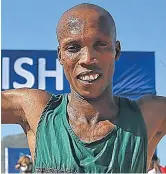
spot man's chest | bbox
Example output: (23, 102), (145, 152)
(69, 119), (116, 143)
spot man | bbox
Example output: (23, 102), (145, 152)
(148, 154), (162, 173)
(15, 155), (33, 173)
(2, 3), (166, 173)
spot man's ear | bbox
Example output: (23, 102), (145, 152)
(115, 41), (121, 60)
(58, 46), (63, 65)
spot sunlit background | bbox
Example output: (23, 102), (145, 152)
(1, 0), (166, 169)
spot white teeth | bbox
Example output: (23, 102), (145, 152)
(90, 75), (94, 80)
(79, 73), (100, 81)
(85, 76), (89, 80)
(95, 74), (99, 79)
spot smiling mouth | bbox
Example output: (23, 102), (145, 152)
(77, 72), (101, 83)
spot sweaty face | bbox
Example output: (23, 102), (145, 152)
(58, 11), (120, 99)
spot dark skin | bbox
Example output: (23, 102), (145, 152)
(1, 3), (166, 168)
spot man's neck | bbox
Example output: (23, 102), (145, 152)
(67, 87), (119, 125)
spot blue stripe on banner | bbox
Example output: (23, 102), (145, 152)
(1, 50), (156, 99)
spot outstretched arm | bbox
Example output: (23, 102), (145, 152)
(137, 95), (166, 165)
(2, 88), (51, 125)
(2, 89), (26, 124)
(138, 95), (166, 138)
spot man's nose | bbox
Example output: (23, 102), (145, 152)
(78, 47), (97, 65)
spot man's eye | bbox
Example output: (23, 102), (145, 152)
(67, 45), (81, 53)
(94, 42), (108, 47)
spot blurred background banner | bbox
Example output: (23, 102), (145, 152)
(1, 50), (156, 99)
(5, 147), (30, 173)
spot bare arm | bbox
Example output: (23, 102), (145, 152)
(138, 95), (166, 139)
(137, 95), (166, 165)
(2, 88), (52, 126)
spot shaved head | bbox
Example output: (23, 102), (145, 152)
(56, 3), (116, 44)
(56, 3), (121, 99)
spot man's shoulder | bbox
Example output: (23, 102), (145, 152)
(136, 94), (166, 108)
(12, 87), (52, 99)
(135, 95), (166, 139)
(3, 88), (53, 107)
(135, 94), (165, 118)
(11, 88), (69, 105)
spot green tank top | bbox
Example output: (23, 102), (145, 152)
(33, 94), (147, 173)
